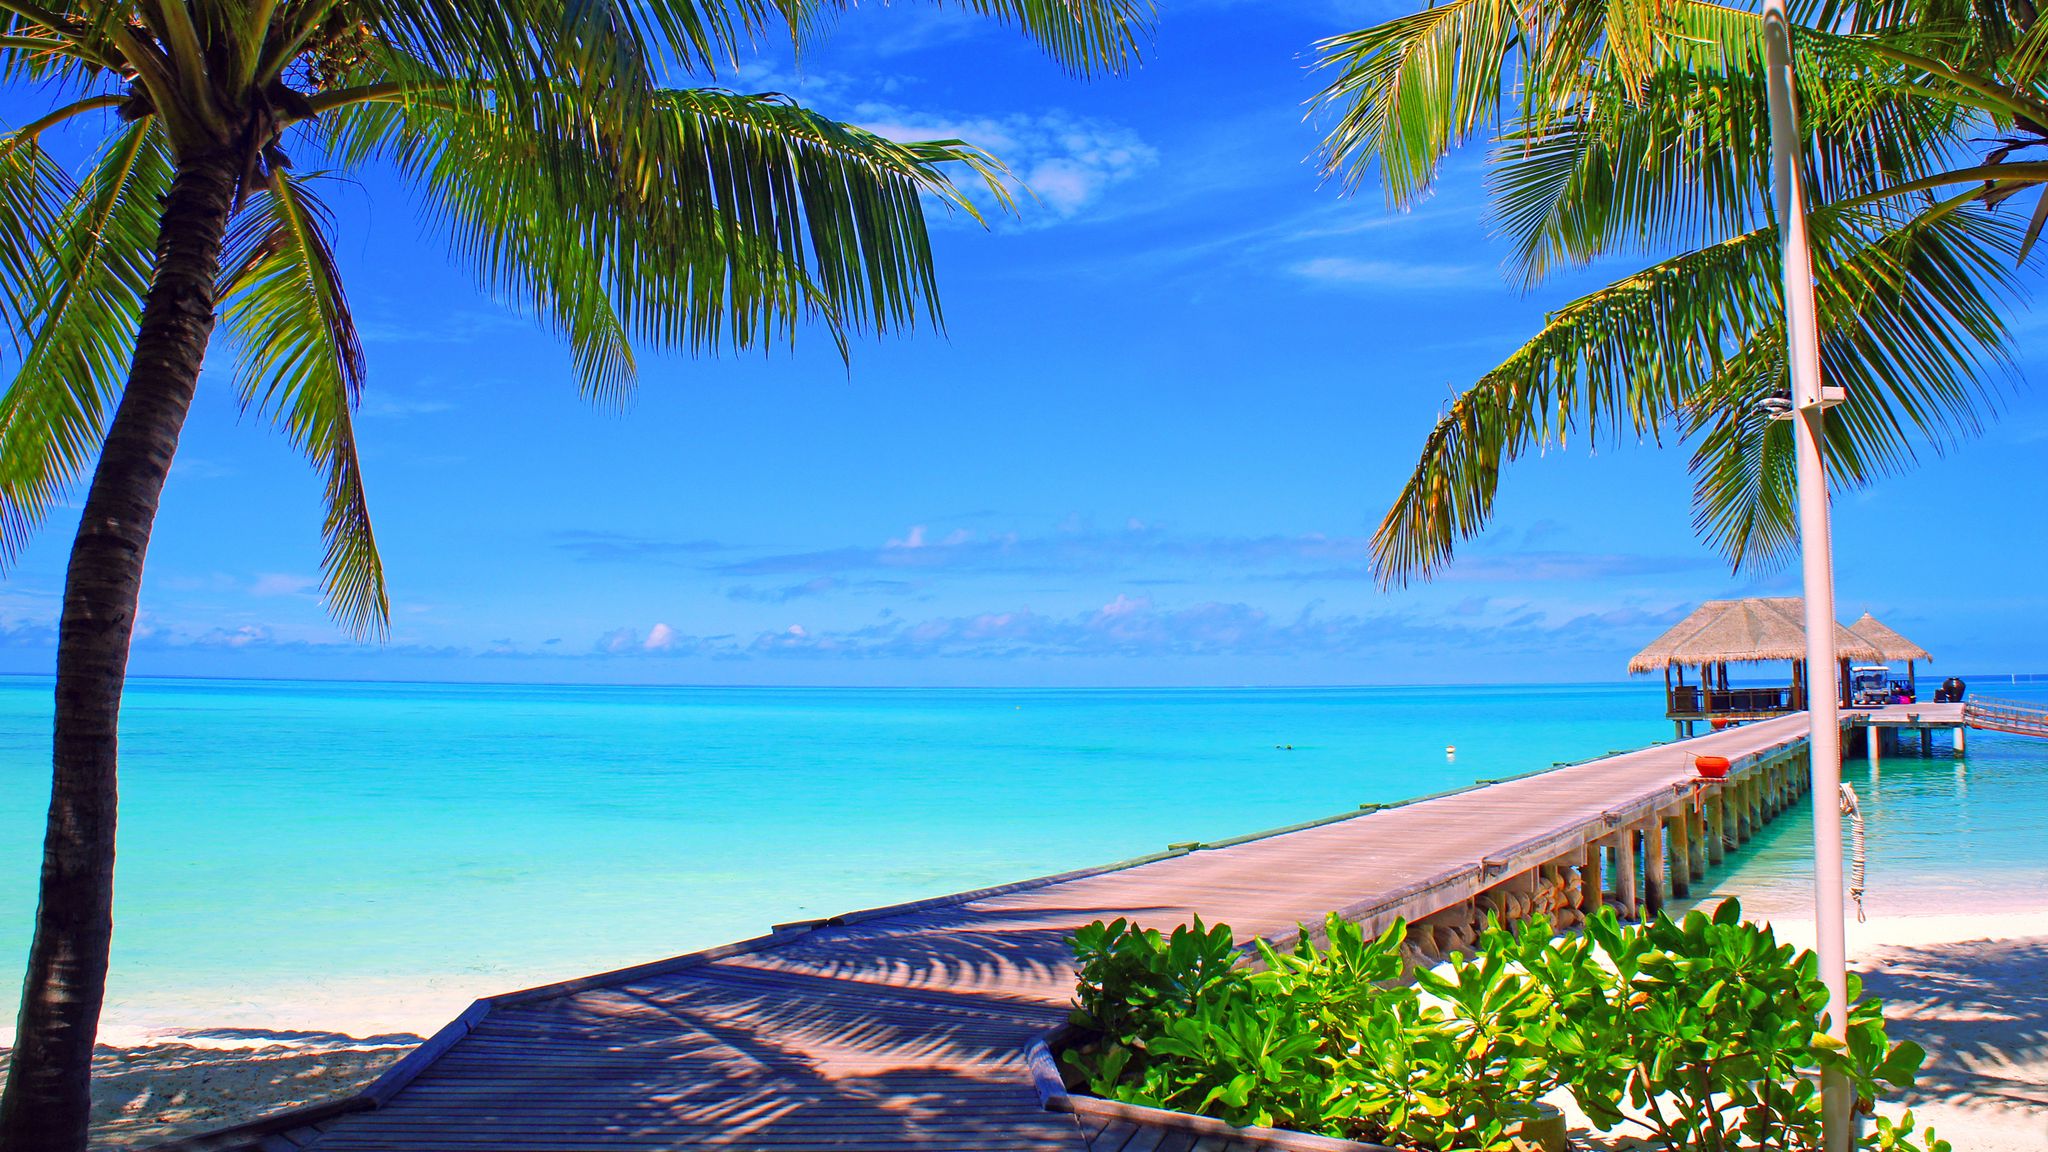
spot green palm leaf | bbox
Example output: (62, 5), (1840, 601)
(326, 77), (1009, 394)
(1370, 198), (2016, 585)
(0, 116), (169, 567)
(817, 1), (1152, 77)
(218, 169), (389, 638)
(0, 126), (69, 339)
(1492, 34), (1970, 285)
(1320, 0), (2036, 587)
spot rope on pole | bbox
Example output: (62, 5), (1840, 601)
(1840, 782), (1867, 923)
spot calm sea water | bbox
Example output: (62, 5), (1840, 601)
(1, 676), (2043, 1041)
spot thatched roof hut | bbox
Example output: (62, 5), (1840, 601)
(1628, 598), (1880, 674)
(1847, 612), (1933, 663)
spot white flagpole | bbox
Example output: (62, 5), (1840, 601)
(1761, 4), (1852, 1149)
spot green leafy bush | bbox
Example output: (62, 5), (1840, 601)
(1063, 899), (1950, 1152)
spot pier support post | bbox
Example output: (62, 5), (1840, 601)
(1954, 726), (1966, 755)
(1707, 789), (1727, 865)
(1688, 805), (1709, 882)
(1580, 842), (1602, 915)
(1867, 724), (1880, 770)
(1613, 832), (1638, 920)
(1644, 819), (1667, 915)
(1667, 810), (1691, 898)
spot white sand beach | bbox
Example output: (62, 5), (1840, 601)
(1780, 910), (2048, 1152)
(0, 1040), (411, 1149)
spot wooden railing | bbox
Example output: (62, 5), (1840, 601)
(1963, 696), (2048, 738)
(1667, 686), (1804, 717)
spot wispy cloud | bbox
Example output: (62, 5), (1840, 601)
(171, 456), (235, 480)
(553, 530), (727, 565)
(853, 105), (1158, 220)
(575, 594), (1700, 663)
(1268, 550), (1720, 585)
(714, 523), (1366, 579)
(355, 306), (523, 346)
(1289, 256), (1488, 289)
(249, 573), (320, 598)
(361, 395), (455, 419)
(725, 576), (916, 603)
(554, 521), (1715, 593)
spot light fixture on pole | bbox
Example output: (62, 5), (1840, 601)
(1760, 3), (1853, 1150)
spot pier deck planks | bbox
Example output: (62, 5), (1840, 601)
(197, 714), (1829, 1152)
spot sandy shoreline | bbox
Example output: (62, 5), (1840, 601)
(0, 1040), (414, 1149)
(23, 903), (2048, 1148)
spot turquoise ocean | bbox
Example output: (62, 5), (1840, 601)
(3, 676), (2045, 1043)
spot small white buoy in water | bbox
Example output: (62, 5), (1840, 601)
(1445, 744), (1456, 759)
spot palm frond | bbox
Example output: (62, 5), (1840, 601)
(1313, 0), (1529, 206)
(0, 4), (132, 86)
(0, 116), (169, 568)
(1370, 197), (2017, 585)
(0, 122), (70, 341)
(218, 169), (389, 638)
(805, 0), (1151, 77)
(326, 77), (1010, 388)
(1492, 29), (1971, 284)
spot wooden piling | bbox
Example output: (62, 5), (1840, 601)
(1687, 805), (1708, 882)
(1706, 788), (1727, 865)
(1644, 820), (1667, 915)
(1580, 842), (1602, 915)
(1667, 809), (1691, 898)
(1613, 831), (1638, 920)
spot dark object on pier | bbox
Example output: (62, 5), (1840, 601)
(1935, 677), (1967, 703)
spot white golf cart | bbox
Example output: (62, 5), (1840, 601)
(1850, 664), (1913, 707)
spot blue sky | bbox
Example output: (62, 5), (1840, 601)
(1, 2), (2043, 687)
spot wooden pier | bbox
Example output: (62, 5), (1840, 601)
(173, 711), (1925, 1152)
(1962, 696), (2048, 740)
(1852, 701), (1969, 761)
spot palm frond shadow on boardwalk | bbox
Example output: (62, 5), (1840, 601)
(305, 903), (1170, 1150)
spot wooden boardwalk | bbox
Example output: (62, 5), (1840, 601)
(178, 714), (1827, 1152)
(1964, 696), (2048, 739)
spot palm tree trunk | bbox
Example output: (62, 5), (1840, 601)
(0, 150), (242, 1152)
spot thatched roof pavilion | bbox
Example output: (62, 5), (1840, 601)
(1847, 611), (1933, 663)
(1629, 598), (1879, 674)
(1632, 598), (1935, 732)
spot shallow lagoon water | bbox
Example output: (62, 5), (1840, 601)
(1689, 683), (2048, 918)
(0, 676), (2041, 1040)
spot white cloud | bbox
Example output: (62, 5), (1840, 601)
(853, 105), (1157, 220)
(643, 622), (676, 652)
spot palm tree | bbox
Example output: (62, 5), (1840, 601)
(1312, 0), (2046, 585)
(0, 3), (1148, 1148)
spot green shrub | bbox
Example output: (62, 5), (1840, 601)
(1063, 899), (1950, 1152)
